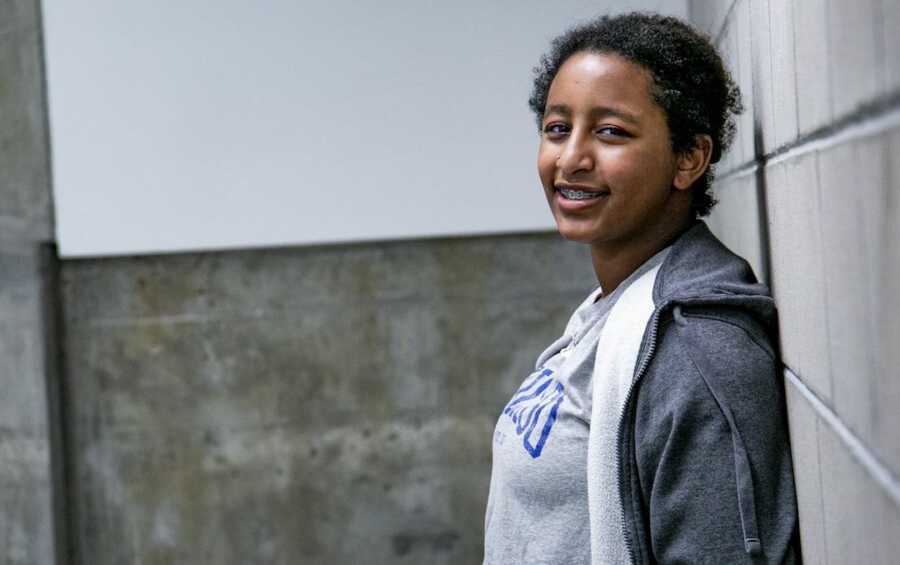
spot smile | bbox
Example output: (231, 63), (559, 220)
(557, 187), (606, 200)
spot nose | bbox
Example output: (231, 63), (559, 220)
(556, 131), (594, 176)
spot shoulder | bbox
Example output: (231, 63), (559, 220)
(634, 304), (784, 448)
(643, 304), (777, 398)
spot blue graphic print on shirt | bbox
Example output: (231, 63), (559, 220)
(502, 368), (565, 458)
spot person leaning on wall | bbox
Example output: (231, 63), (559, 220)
(482, 12), (801, 565)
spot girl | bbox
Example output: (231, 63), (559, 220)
(484, 13), (799, 565)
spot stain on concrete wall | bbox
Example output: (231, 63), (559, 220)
(61, 235), (595, 564)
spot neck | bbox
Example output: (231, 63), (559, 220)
(591, 215), (693, 294)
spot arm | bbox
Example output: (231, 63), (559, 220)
(628, 310), (799, 564)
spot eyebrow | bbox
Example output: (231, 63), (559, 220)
(543, 104), (639, 125)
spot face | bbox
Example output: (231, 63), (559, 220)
(538, 52), (688, 250)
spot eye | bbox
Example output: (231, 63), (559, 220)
(597, 125), (630, 138)
(542, 122), (570, 139)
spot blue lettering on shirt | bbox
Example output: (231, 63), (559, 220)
(502, 368), (565, 458)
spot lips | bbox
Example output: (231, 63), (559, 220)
(555, 184), (608, 201)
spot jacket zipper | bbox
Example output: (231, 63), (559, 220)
(614, 304), (665, 565)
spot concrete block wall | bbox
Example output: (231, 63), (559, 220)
(59, 236), (595, 564)
(0, 0), (61, 563)
(693, 0), (900, 562)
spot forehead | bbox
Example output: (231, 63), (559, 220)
(545, 52), (657, 117)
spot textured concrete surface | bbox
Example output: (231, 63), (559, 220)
(765, 154), (832, 402)
(793, 0), (832, 135)
(818, 415), (900, 565)
(884, 0), (900, 92)
(712, 10), (740, 176)
(731, 0), (755, 170)
(60, 234), (595, 565)
(691, 0), (900, 562)
(706, 172), (765, 283)
(691, 0), (756, 177)
(686, 0), (735, 39)
(881, 127), (900, 473)
(0, 0), (53, 240)
(827, 0), (882, 119)
(817, 135), (885, 450)
(787, 370), (900, 565)
(749, 0), (776, 154)
(0, 248), (56, 565)
(784, 376), (826, 565)
(768, 0), (798, 149)
(0, 0), (59, 563)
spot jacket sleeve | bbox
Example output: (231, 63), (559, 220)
(625, 308), (799, 565)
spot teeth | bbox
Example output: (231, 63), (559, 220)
(559, 188), (603, 200)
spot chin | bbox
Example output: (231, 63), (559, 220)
(555, 224), (601, 244)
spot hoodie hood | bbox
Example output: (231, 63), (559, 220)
(652, 221), (775, 325)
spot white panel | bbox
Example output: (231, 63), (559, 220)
(784, 375), (827, 565)
(706, 173), (764, 283)
(794, 0), (831, 135)
(749, 0), (775, 155)
(827, 0), (882, 119)
(765, 155), (833, 402)
(769, 0), (798, 148)
(43, 0), (687, 257)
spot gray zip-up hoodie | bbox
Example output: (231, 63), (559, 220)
(591, 222), (800, 564)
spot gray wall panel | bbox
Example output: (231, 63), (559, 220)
(691, 0), (900, 560)
(0, 0), (59, 563)
(60, 235), (595, 564)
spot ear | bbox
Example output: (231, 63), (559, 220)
(673, 134), (713, 191)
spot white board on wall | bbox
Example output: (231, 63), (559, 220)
(43, 0), (686, 257)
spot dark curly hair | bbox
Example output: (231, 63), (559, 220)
(529, 12), (742, 217)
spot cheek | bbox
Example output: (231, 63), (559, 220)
(536, 148), (557, 187)
(604, 146), (673, 191)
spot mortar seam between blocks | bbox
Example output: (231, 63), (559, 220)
(768, 96), (900, 166)
(712, 0), (740, 47)
(715, 91), (900, 186)
(785, 368), (900, 510)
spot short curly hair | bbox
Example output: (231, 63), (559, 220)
(529, 12), (742, 217)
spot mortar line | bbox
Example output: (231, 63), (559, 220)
(714, 161), (758, 185)
(766, 93), (900, 166)
(785, 368), (900, 510)
(716, 93), (900, 185)
(712, 0), (740, 46)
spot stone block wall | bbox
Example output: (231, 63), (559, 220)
(692, 0), (900, 562)
(0, 0), (61, 563)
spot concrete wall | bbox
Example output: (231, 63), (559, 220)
(0, 0), (61, 563)
(59, 236), (595, 564)
(692, 0), (900, 562)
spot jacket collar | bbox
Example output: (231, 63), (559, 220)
(652, 221), (775, 324)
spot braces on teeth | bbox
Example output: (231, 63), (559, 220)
(560, 189), (602, 200)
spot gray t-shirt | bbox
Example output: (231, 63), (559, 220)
(483, 250), (669, 565)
